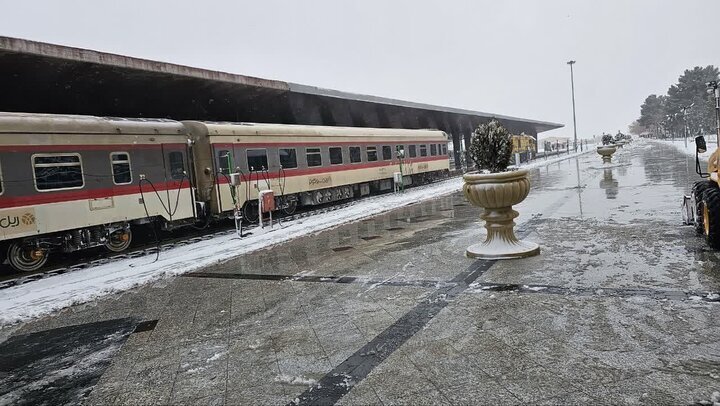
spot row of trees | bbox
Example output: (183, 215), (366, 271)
(629, 65), (719, 138)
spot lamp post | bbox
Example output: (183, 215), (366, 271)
(709, 81), (720, 150)
(567, 60), (578, 152)
(681, 103), (694, 149)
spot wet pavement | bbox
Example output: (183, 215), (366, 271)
(2, 141), (720, 405)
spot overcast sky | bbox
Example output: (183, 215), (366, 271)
(1, 0), (719, 138)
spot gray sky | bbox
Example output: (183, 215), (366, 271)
(1, 0), (718, 138)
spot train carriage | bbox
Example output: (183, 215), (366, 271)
(184, 121), (450, 221)
(0, 112), (450, 272)
(0, 112), (195, 271)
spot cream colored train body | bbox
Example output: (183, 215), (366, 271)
(184, 121), (450, 220)
(0, 112), (449, 271)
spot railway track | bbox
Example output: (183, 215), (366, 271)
(0, 198), (363, 291)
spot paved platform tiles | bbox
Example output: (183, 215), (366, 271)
(2, 143), (720, 405)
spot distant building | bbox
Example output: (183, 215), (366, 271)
(541, 137), (570, 152)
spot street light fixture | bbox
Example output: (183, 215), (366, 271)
(567, 60), (578, 152)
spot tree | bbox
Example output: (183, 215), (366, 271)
(638, 94), (667, 138)
(666, 66), (719, 135)
(628, 120), (648, 136)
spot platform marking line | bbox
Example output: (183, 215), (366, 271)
(288, 215), (544, 406)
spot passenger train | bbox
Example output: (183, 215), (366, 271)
(0, 112), (450, 271)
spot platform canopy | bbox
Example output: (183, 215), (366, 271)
(0, 36), (562, 168)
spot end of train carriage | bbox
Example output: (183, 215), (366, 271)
(0, 112), (195, 271)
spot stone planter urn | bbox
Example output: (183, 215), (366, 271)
(597, 145), (617, 163)
(463, 169), (540, 259)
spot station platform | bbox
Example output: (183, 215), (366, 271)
(1, 142), (720, 405)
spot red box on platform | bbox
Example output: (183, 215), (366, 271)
(260, 190), (275, 213)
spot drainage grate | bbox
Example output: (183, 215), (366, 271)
(133, 320), (158, 333)
(186, 272), (287, 281)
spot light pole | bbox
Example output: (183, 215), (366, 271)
(567, 60), (578, 152)
(681, 103), (694, 149)
(708, 81), (720, 169)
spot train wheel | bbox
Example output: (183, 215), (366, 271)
(243, 202), (259, 223)
(282, 198), (298, 216)
(105, 229), (133, 252)
(7, 242), (48, 272)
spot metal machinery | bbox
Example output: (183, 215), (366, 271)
(683, 81), (720, 248)
(0, 112), (450, 271)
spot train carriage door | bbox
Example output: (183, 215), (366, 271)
(160, 144), (192, 221)
(214, 146), (236, 214)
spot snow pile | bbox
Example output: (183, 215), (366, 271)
(0, 149), (591, 326)
(274, 374), (317, 386)
(652, 138), (713, 160)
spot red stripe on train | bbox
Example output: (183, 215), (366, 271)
(0, 156), (448, 209)
(216, 156), (449, 183)
(212, 140), (446, 148)
(0, 180), (190, 209)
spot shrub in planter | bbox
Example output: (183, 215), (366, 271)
(468, 119), (513, 172)
(462, 119), (539, 259)
(602, 133), (614, 145)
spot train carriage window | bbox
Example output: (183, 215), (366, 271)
(366, 146), (378, 162)
(168, 151), (185, 180)
(329, 147), (343, 165)
(306, 147), (322, 167)
(409, 145), (417, 158)
(349, 146), (361, 163)
(218, 150), (233, 175)
(110, 152), (132, 184)
(382, 145), (392, 160)
(396, 145), (405, 159)
(420, 145), (428, 157)
(442, 144), (448, 155)
(0, 160), (3, 194)
(247, 149), (268, 171)
(279, 148), (297, 169)
(33, 154), (84, 191)
(430, 144), (438, 156)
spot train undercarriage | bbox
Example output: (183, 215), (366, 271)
(3, 222), (132, 272)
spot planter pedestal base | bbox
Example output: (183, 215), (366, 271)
(465, 207), (540, 259)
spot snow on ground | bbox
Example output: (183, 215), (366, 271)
(652, 138), (713, 160)
(0, 150), (593, 326)
(513, 146), (595, 170)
